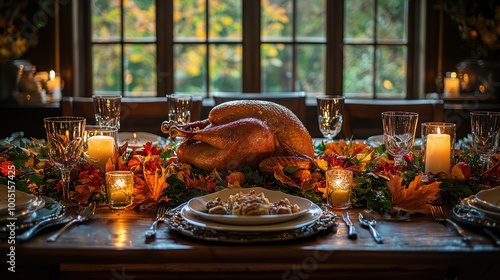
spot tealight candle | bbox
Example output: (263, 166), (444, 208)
(106, 171), (134, 209)
(422, 122), (456, 174)
(87, 135), (115, 170)
(326, 169), (353, 209)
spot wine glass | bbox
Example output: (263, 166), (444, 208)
(93, 95), (121, 129)
(470, 111), (500, 170)
(317, 95), (344, 142)
(166, 94), (192, 141)
(44, 117), (86, 205)
(381, 111), (419, 168)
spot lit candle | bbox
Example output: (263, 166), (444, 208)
(87, 135), (115, 170)
(425, 129), (451, 174)
(326, 169), (353, 209)
(48, 70), (62, 101)
(444, 72), (460, 97)
(106, 171), (134, 209)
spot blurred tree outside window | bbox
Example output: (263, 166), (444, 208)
(89, 0), (411, 98)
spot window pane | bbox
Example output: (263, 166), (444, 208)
(377, 0), (407, 41)
(174, 0), (206, 41)
(210, 44), (242, 92)
(124, 44), (157, 96)
(376, 46), (406, 98)
(261, 43), (292, 92)
(344, 0), (374, 43)
(91, 0), (121, 41)
(343, 45), (374, 98)
(296, 0), (325, 39)
(124, 0), (156, 41)
(209, 0), (242, 41)
(297, 44), (325, 94)
(261, 0), (292, 41)
(174, 44), (207, 92)
(93, 44), (121, 94)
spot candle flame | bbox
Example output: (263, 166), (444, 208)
(437, 127), (441, 135)
(450, 72), (457, 79)
(49, 70), (55, 80)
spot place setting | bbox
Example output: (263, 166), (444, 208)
(0, 184), (66, 240)
(164, 187), (338, 243)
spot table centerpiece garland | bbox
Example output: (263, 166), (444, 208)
(1, 138), (499, 214)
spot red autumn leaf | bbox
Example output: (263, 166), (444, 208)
(388, 173), (441, 214)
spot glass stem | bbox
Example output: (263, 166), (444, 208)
(393, 155), (404, 169)
(480, 155), (491, 172)
(61, 168), (72, 202)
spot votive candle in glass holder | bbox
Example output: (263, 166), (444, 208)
(326, 169), (353, 209)
(421, 122), (456, 174)
(85, 125), (117, 170)
(105, 171), (134, 209)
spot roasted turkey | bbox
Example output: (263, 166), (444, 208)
(162, 100), (314, 173)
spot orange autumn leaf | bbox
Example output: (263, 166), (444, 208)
(388, 173), (441, 214)
(273, 164), (299, 188)
(324, 139), (373, 157)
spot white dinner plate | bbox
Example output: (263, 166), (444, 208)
(462, 196), (500, 221)
(0, 184), (39, 216)
(474, 186), (500, 213)
(118, 132), (160, 148)
(187, 187), (313, 225)
(180, 203), (322, 232)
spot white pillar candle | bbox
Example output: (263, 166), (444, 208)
(87, 135), (115, 170)
(425, 133), (451, 174)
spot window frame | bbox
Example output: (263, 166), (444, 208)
(80, 0), (420, 99)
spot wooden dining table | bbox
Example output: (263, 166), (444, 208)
(4, 205), (500, 280)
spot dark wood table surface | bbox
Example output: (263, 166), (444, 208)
(3, 206), (500, 280)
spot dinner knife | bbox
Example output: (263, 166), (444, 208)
(342, 212), (357, 239)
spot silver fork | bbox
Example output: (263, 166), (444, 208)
(145, 206), (167, 239)
(430, 205), (472, 243)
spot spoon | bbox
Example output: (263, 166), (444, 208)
(47, 202), (96, 242)
(358, 210), (384, 244)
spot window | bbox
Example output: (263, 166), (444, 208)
(91, 0), (157, 96)
(343, 0), (409, 98)
(87, 0), (415, 98)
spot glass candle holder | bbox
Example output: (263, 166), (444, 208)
(421, 122), (456, 174)
(105, 171), (134, 209)
(326, 169), (353, 209)
(85, 125), (118, 170)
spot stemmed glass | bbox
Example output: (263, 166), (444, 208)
(470, 111), (500, 170)
(44, 117), (86, 206)
(316, 95), (344, 142)
(93, 95), (121, 129)
(381, 111), (419, 168)
(167, 94), (192, 126)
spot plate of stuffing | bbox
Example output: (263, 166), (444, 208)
(186, 187), (320, 225)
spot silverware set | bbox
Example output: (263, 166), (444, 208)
(341, 210), (383, 243)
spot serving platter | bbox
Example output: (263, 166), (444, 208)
(187, 187), (314, 225)
(167, 206), (338, 243)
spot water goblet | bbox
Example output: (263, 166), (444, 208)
(93, 95), (121, 129)
(44, 117), (86, 206)
(317, 95), (344, 142)
(381, 111), (419, 168)
(470, 111), (500, 170)
(167, 94), (193, 126)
